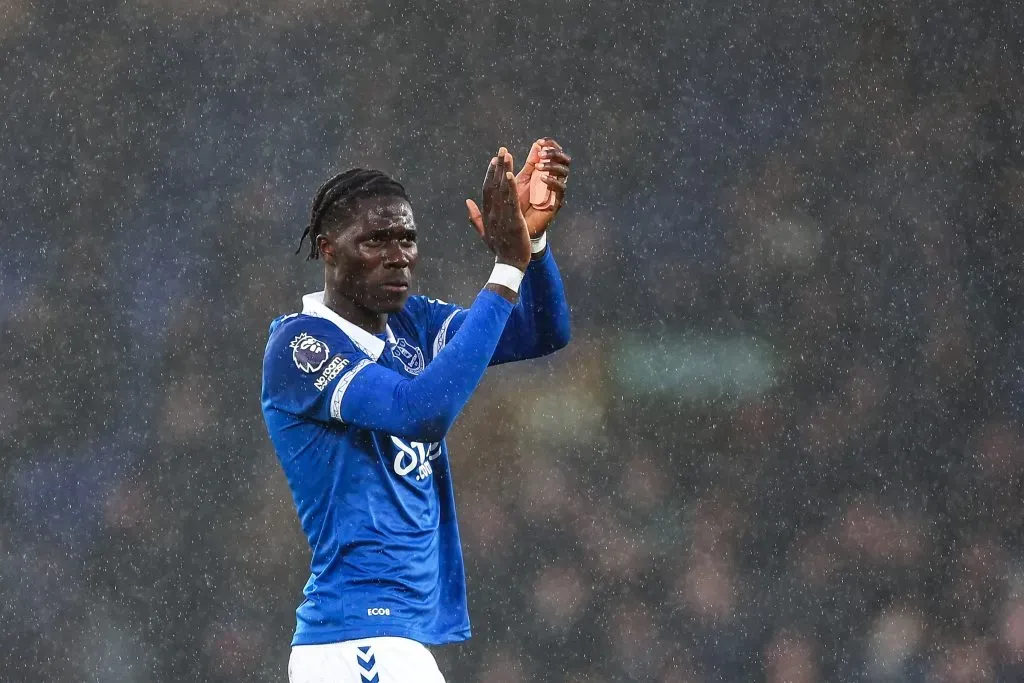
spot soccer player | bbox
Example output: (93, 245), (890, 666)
(261, 140), (572, 682)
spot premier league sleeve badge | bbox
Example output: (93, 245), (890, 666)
(290, 333), (331, 373)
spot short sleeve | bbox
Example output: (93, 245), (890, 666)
(261, 318), (374, 424)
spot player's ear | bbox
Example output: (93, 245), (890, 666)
(317, 234), (335, 262)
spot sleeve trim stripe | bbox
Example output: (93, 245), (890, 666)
(330, 359), (373, 421)
(433, 310), (460, 358)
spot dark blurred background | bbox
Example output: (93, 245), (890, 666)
(3, 1), (1024, 681)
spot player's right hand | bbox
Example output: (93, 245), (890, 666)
(466, 147), (531, 271)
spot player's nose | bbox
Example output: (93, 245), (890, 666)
(383, 244), (411, 268)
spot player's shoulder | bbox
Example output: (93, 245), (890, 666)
(401, 295), (461, 322)
(268, 312), (348, 344)
(388, 295), (458, 339)
(265, 313), (359, 367)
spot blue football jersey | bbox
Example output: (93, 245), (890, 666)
(261, 291), (469, 646)
(261, 250), (571, 649)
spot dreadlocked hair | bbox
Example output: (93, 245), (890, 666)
(297, 168), (410, 260)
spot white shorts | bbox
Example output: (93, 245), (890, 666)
(288, 636), (446, 683)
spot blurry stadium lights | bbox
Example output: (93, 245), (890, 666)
(612, 333), (780, 400)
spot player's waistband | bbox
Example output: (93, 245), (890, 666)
(290, 637), (445, 682)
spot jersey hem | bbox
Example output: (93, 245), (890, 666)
(292, 626), (471, 648)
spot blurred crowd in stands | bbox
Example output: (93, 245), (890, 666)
(3, 1), (1024, 681)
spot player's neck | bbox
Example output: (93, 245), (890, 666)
(323, 290), (388, 335)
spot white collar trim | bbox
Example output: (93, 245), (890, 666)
(301, 291), (395, 361)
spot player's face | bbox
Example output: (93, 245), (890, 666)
(329, 196), (419, 314)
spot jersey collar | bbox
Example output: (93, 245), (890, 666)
(301, 291), (396, 361)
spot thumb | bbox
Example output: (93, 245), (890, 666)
(465, 199), (485, 238)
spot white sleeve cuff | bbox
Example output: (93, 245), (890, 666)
(530, 232), (548, 254)
(487, 263), (525, 293)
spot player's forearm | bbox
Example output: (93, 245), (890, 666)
(341, 290), (514, 441)
(491, 248), (571, 363)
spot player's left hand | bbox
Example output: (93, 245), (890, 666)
(467, 138), (571, 239)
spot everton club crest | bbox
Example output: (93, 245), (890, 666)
(393, 338), (425, 375)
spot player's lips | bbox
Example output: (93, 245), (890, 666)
(381, 281), (409, 292)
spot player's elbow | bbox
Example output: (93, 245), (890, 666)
(551, 317), (571, 351)
(393, 383), (464, 442)
(538, 317), (571, 356)
(400, 413), (456, 443)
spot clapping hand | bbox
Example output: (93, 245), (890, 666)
(467, 138), (571, 240)
(468, 147), (531, 272)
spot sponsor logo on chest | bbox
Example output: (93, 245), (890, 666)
(390, 436), (441, 481)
